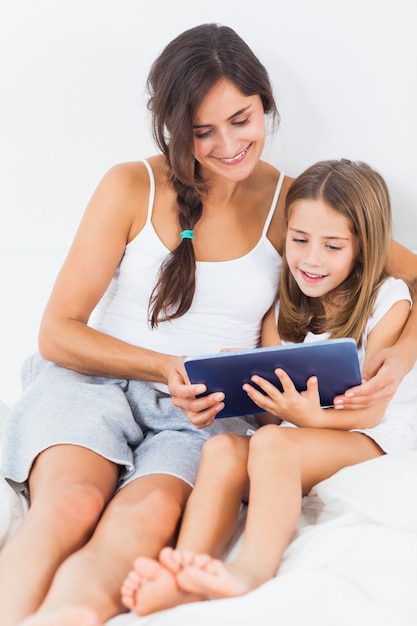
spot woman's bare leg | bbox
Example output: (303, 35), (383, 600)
(35, 473), (191, 623)
(18, 606), (102, 626)
(0, 445), (118, 626)
(121, 434), (250, 615)
(177, 425), (383, 598)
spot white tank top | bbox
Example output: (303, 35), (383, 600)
(90, 160), (283, 360)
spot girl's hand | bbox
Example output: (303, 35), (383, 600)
(242, 368), (323, 427)
(167, 356), (225, 429)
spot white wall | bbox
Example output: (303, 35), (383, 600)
(1, 0), (416, 405)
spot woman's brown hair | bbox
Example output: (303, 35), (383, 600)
(278, 159), (392, 346)
(146, 23), (279, 326)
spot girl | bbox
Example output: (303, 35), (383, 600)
(121, 159), (417, 615)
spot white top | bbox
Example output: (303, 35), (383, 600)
(90, 160), (284, 376)
(281, 277), (417, 453)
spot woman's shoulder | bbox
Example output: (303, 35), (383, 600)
(259, 160), (294, 183)
(258, 161), (294, 254)
(102, 155), (169, 188)
(88, 157), (172, 243)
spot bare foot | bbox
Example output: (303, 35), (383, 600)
(121, 555), (205, 616)
(177, 553), (253, 599)
(160, 546), (213, 571)
(18, 606), (101, 626)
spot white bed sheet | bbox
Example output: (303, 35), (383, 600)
(1, 399), (417, 626)
(106, 450), (417, 626)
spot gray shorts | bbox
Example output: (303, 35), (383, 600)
(1, 354), (257, 497)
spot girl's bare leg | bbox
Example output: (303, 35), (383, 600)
(121, 434), (250, 615)
(177, 434), (250, 554)
(177, 425), (383, 599)
(0, 445), (118, 626)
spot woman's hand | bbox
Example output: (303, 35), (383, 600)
(243, 368), (324, 427)
(167, 356), (225, 429)
(333, 344), (410, 410)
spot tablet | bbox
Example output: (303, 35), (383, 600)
(184, 338), (361, 418)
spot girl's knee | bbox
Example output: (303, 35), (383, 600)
(250, 424), (298, 455)
(203, 433), (247, 458)
(248, 426), (302, 478)
(198, 434), (249, 484)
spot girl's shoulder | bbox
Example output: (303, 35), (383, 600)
(367, 277), (412, 333)
(375, 276), (412, 305)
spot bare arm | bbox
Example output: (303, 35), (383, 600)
(260, 305), (281, 347)
(244, 371), (388, 430)
(38, 162), (176, 385)
(335, 240), (417, 409)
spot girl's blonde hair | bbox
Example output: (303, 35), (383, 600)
(278, 159), (392, 346)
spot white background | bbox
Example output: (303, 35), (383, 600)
(1, 0), (416, 405)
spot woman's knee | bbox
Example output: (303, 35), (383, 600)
(140, 487), (184, 523)
(102, 484), (185, 549)
(30, 480), (109, 537)
(112, 479), (185, 523)
(28, 445), (118, 523)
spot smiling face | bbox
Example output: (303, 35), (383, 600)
(285, 198), (360, 301)
(192, 79), (266, 182)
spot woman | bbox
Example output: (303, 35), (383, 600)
(1, 24), (417, 626)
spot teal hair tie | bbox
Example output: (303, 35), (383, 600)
(180, 229), (194, 240)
